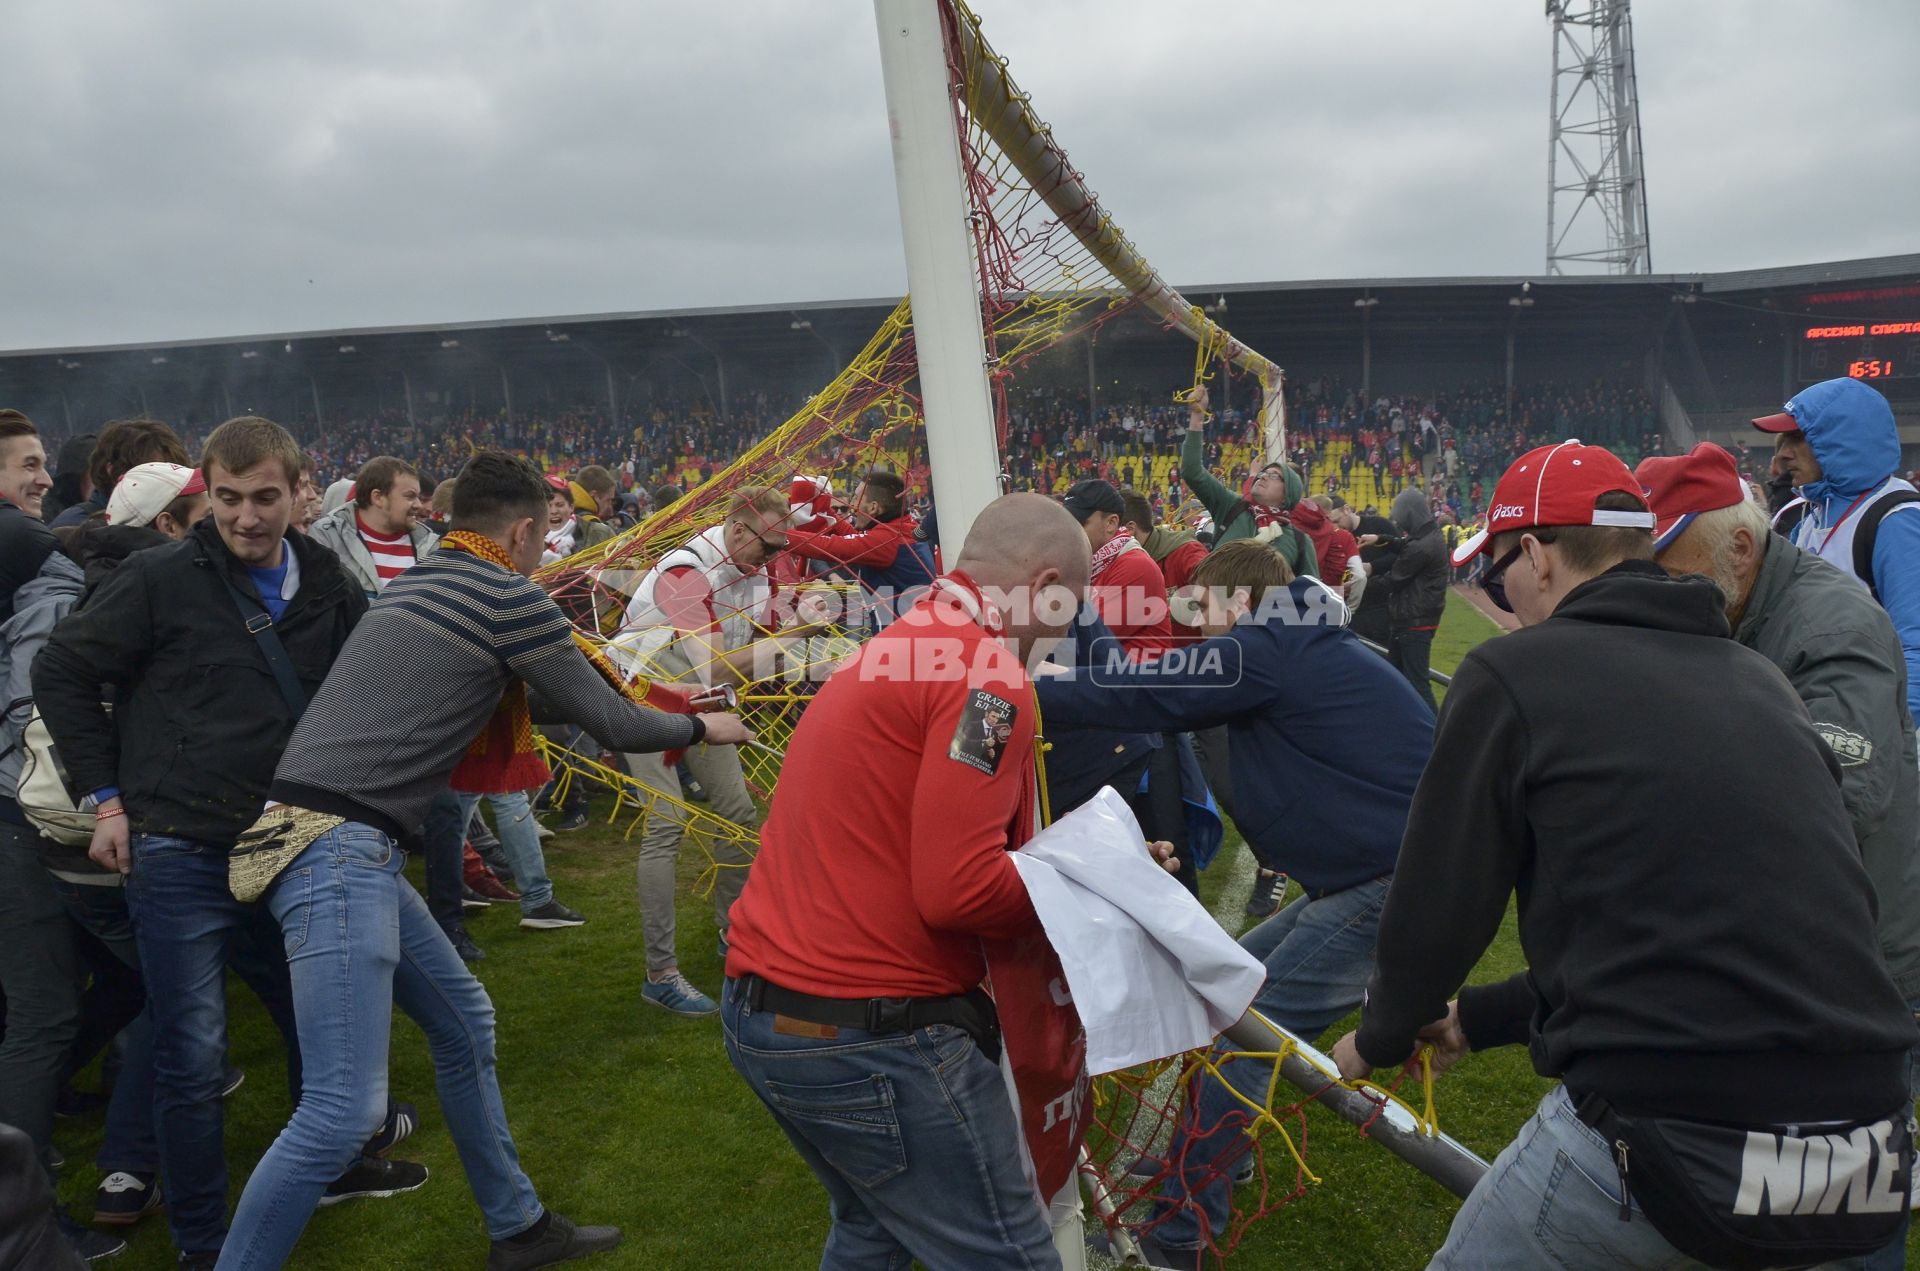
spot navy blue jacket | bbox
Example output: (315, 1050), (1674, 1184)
(1037, 578), (1434, 894)
(1040, 608), (1160, 815)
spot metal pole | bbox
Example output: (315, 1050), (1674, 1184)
(402, 369), (416, 427)
(1361, 305), (1372, 397)
(1505, 319), (1517, 412)
(1087, 331), (1097, 426)
(309, 377), (323, 430)
(1355, 634), (1452, 687)
(1546, 4), (1563, 275)
(874, 0), (1007, 552)
(1220, 1009), (1488, 1200)
(1780, 318), (1795, 402)
(501, 365), (514, 421)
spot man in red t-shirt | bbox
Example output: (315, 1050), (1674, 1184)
(722, 494), (1089, 1270)
(1060, 479), (1172, 657)
(1121, 488), (1207, 645)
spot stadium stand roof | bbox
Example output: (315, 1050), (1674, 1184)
(3, 254), (1915, 435)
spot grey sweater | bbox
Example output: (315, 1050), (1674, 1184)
(270, 546), (700, 837)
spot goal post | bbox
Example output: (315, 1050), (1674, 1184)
(873, 0), (1005, 555)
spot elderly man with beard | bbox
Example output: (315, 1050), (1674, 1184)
(1640, 442), (1920, 1270)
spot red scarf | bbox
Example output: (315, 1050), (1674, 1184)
(1088, 532), (1137, 581)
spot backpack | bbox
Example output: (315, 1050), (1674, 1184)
(1776, 489), (1920, 602)
(11, 700), (96, 846)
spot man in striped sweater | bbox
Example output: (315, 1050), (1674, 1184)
(306, 455), (435, 598)
(220, 451), (753, 1271)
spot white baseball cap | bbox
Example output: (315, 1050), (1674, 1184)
(106, 462), (206, 528)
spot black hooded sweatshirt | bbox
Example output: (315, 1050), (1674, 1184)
(1356, 560), (1916, 1124)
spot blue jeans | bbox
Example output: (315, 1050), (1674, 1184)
(453, 790), (553, 912)
(413, 788), (468, 936)
(45, 875), (158, 1176)
(722, 978), (1059, 1271)
(126, 832), (303, 1258)
(219, 824), (542, 1270)
(1431, 1086), (1707, 1269)
(1153, 876), (1390, 1249)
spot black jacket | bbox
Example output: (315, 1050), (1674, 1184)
(0, 498), (57, 625)
(1347, 512), (1399, 641)
(1377, 488), (1448, 630)
(1355, 561), (1916, 1124)
(33, 520), (367, 846)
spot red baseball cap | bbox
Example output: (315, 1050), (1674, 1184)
(1750, 408), (1800, 434)
(1633, 444), (1750, 553)
(1451, 440), (1655, 566)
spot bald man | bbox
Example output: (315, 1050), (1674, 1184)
(722, 494), (1087, 1270)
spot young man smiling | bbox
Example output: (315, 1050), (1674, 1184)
(307, 454), (435, 597)
(32, 418), (414, 1268)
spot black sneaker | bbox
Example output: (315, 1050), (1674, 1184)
(554, 811), (589, 833)
(220, 1065), (246, 1098)
(519, 900), (586, 930)
(319, 1156), (428, 1206)
(362, 1101), (418, 1158)
(1245, 869), (1288, 919)
(462, 884), (491, 911)
(448, 927), (487, 962)
(57, 1209), (127, 1262)
(178, 1255), (218, 1271)
(682, 775), (709, 803)
(94, 1170), (164, 1225)
(487, 1210), (622, 1271)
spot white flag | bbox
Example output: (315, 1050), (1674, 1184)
(1012, 788), (1265, 1075)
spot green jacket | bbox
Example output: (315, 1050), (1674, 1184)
(576, 516), (617, 551)
(1178, 429), (1316, 577)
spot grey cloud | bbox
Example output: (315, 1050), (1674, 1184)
(2, 0), (1914, 351)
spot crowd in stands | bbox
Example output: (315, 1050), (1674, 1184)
(112, 374), (1664, 545)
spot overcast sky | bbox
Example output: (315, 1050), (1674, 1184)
(5, 0), (1916, 351)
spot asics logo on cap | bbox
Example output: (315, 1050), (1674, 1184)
(1491, 504), (1527, 521)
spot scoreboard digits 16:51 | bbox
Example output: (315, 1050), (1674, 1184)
(1802, 322), (1920, 382)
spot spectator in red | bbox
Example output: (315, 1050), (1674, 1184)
(1291, 495), (1362, 592)
(782, 470), (938, 629)
(1120, 487), (1204, 644)
(1062, 479), (1172, 656)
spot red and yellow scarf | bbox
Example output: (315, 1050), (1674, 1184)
(442, 530), (699, 793)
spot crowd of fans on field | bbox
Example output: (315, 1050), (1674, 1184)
(8, 367), (1918, 1270)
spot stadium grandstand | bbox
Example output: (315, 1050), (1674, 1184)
(4, 252), (1917, 524)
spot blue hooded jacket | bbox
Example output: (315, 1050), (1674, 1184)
(1783, 376), (1920, 721)
(1036, 577), (1434, 894)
